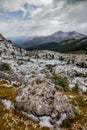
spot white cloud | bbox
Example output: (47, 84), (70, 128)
(31, 1), (66, 20)
(0, 0), (87, 37)
(0, 0), (52, 18)
(0, 0), (52, 12)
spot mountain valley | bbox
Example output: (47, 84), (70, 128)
(21, 31), (87, 54)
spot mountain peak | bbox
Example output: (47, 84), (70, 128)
(53, 30), (85, 36)
(22, 30), (86, 48)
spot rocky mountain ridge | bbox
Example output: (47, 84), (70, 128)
(28, 37), (87, 53)
(22, 31), (86, 48)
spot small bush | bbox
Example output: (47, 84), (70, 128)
(11, 51), (15, 55)
(52, 73), (69, 91)
(72, 83), (79, 93)
(59, 56), (64, 61)
(0, 63), (11, 71)
(76, 62), (87, 68)
(46, 64), (53, 72)
(35, 53), (40, 59)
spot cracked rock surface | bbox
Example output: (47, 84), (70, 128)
(15, 81), (76, 127)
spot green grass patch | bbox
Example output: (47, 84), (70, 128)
(0, 62), (11, 71)
(52, 73), (69, 91)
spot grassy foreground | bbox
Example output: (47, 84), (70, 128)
(0, 80), (49, 130)
(0, 80), (87, 130)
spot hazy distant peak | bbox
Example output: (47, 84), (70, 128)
(22, 30), (86, 48)
(52, 31), (85, 38)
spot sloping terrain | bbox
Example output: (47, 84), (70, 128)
(27, 37), (87, 53)
(22, 31), (85, 49)
(0, 34), (87, 130)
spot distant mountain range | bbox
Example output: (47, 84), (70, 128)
(22, 31), (86, 49)
(0, 31), (87, 54)
(20, 31), (87, 53)
(28, 37), (87, 53)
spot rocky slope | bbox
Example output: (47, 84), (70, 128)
(0, 34), (6, 41)
(0, 34), (87, 130)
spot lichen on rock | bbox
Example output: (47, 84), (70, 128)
(15, 81), (76, 127)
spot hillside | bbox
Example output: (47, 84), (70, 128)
(0, 34), (87, 130)
(27, 37), (87, 53)
(22, 31), (85, 49)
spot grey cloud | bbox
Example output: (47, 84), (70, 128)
(53, 0), (87, 4)
(0, 0), (87, 37)
(67, 0), (87, 4)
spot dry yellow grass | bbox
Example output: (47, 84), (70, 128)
(0, 86), (18, 102)
(62, 92), (87, 130)
(0, 80), (50, 130)
(0, 80), (87, 130)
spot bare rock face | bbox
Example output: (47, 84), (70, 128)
(0, 34), (5, 41)
(15, 81), (76, 127)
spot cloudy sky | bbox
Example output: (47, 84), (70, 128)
(0, 0), (87, 37)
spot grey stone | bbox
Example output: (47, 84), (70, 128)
(15, 82), (76, 126)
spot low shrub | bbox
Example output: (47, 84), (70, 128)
(52, 73), (69, 91)
(72, 83), (80, 93)
(0, 62), (11, 71)
(76, 62), (87, 68)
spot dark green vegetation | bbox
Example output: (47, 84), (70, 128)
(46, 64), (69, 92)
(27, 37), (87, 53)
(52, 73), (69, 92)
(0, 62), (11, 71)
